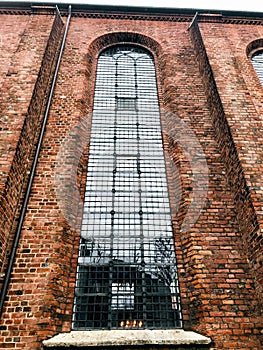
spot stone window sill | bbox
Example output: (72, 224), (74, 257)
(43, 329), (211, 347)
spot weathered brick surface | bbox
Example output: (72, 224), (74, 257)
(0, 12), (64, 273)
(0, 6), (262, 350)
(196, 19), (263, 301)
(0, 10), (64, 348)
(0, 15), (29, 86)
(189, 17), (263, 344)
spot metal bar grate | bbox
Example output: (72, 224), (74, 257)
(73, 45), (182, 330)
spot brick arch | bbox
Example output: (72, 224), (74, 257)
(246, 38), (263, 58)
(87, 31), (163, 58)
(246, 38), (263, 88)
(83, 32), (165, 110)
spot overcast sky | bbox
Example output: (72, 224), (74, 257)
(26, 0), (263, 13)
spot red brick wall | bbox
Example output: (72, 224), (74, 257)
(198, 18), (263, 298)
(188, 17), (262, 348)
(0, 10), (64, 275)
(0, 7), (262, 350)
(0, 9), (64, 348)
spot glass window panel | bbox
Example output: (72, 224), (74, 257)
(73, 45), (182, 330)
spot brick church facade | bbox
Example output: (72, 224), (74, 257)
(0, 2), (262, 349)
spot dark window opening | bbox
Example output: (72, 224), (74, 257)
(73, 45), (182, 330)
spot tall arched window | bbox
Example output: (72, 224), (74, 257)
(73, 45), (182, 330)
(251, 50), (263, 85)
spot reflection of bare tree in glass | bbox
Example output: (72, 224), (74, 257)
(79, 236), (177, 286)
(152, 236), (177, 288)
(79, 238), (140, 265)
(79, 238), (106, 264)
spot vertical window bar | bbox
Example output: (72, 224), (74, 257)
(107, 58), (118, 329)
(73, 45), (182, 330)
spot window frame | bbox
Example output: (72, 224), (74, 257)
(72, 45), (182, 331)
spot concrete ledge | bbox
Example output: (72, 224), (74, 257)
(43, 329), (211, 347)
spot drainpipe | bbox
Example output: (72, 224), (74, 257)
(0, 5), (72, 318)
(188, 11), (198, 30)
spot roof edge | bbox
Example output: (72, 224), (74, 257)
(0, 1), (262, 20)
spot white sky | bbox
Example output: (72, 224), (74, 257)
(26, 0), (263, 13)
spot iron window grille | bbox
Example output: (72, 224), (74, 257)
(251, 50), (263, 85)
(73, 45), (182, 330)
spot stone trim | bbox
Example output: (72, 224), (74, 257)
(43, 330), (211, 348)
(70, 12), (190, 22)
(67, 11), (263, 25)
